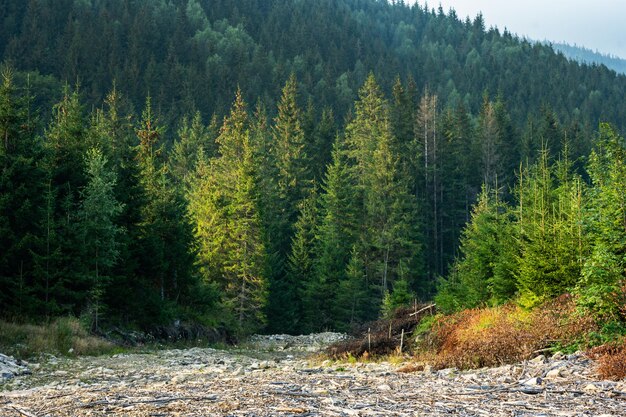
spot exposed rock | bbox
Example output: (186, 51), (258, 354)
(530, 354), (547, 364)
(522, 376), (543, 386)
(583, 383), (602, 393)
(247, 332), (348, 352)
(545, 368), (565, 379)
(0, 354), (30, 382)
(1, 338), (625, 416)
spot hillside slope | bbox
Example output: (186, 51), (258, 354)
(1, 0), (625, 130)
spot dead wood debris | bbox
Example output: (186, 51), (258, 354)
(1, 338), (625, 416)
(327, 304), (436, 359)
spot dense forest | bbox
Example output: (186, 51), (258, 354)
(1, 0), (625, 336)
(553, 42), (626, 75)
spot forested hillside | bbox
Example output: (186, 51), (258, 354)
(553, 42), (626, 75)
(1, 0), (626, 336)
(2, 0), (626, 130)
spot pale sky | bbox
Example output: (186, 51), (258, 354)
(409, 1), (626, 58)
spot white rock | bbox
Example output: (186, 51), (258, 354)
(551, 351), (565, 360)
(545, 368), (564, 379)
(530, 355), (546, 364)
(583, 383), (601, 394)
(437, 368), (457, 378)
(522, 377), (543, 386)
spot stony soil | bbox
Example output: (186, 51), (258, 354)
(1, 334), (625, 416)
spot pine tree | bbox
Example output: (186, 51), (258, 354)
(77, 148), (123, 331)
(135, 96), (196, 323)
(266, 74), (312, 332)
(435, 186), (517, 313)
(188, 90), (268, 333)
(576, 124), (626, 321)
(0, 66), (44, 317)
(344, 74), (422, 320)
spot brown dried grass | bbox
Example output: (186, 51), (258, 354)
(588, 340), (626, 380)
(423, 295), (596, 370)
(0, 317), (116, 359)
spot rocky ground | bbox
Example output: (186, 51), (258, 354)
(1, 333), (625, 416)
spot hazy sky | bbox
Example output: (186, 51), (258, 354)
(412, 1), (626, 58)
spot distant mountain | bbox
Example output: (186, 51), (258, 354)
(551, 42), (626, 75)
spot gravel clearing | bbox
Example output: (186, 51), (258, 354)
(1, 335), (625, 416)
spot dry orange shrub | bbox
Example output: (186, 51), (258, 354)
(588, 341), (626, 380)
(423, 295), (596, 370)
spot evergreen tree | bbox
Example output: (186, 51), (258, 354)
(170, 111), (218, 186)
(0, 66), (43, 317)
(414, 90), (442, 279)
(477, 96), (502, 190)
(188, 90), (268, 333)
(77, 148), (123, 331)
(381, 277), (415, 318)
(435, 186), (517, 312)
(344, 74), (422, 320)
(332, 247), (369, 331)
(135, 96), (196, 324)
(516, 148), (584, 307)
(266, 74), (312, 332)
(311, 107), (336, 182)
(41, 84), (89, 315)
(306, 137), (360, 331)
(284, 190), (319, 333)
(577, 124), (626, 321)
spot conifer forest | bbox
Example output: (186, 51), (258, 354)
(1, 0), (626, 337)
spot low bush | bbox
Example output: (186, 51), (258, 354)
(420, 295), (596, 369)
(0, 317), (117, 359)
(588, 340), (626, 380)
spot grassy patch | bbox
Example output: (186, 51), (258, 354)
(0, 318), (120, 359)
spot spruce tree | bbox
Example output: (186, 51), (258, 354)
(266, 74), (312, 332)
(307, 138), (360, 331)
(435, 186), (517, 312)
(577, 124), (626, 321)
(41, 84), (89, 315)
(188, 90), (268, 334)
(0, 66), (44, 317)
(77, 148), (123, 331)
(344, 74), (422, 320)
(516, 148), (584, 307)
(135, 96), (196, 324)
(284, 190), (319, 334)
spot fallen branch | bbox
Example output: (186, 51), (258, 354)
(78, 395), (219, 409)
(409, 304), (436, 317)
(10, 405), (37, 417)
(125, 395), (219, 405)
